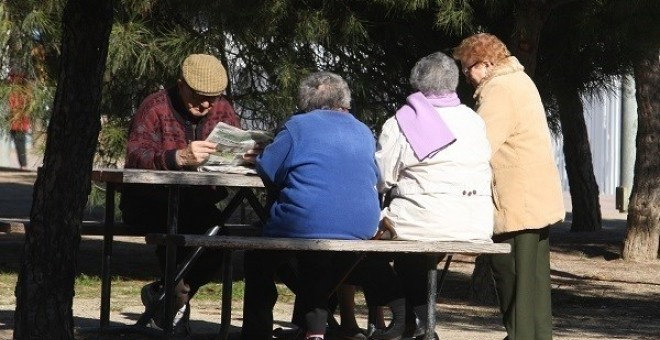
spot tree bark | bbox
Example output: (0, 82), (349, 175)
(555, 86), (602, 232)
(509, 0), (551, 76)
(510, 1), (602, 232)
(622, 49), (660, 261)
(13, 0), (113, 338)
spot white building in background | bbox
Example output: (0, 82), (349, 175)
(554, 78), (635, 196)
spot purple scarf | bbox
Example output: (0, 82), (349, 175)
(395, 92), (459, 160)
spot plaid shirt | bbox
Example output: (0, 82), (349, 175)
(125, 87), (239, 170)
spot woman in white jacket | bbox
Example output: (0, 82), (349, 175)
(375, 51), (494, 339)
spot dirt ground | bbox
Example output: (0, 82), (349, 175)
(0, 168), (659, 339)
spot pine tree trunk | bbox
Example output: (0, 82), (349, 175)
(13, 1), (113, 338)
(622, 49), (660, 261)
(509, 0), (550, 76)
(556, 87), (602, 232)
(510, 1), (602, 231)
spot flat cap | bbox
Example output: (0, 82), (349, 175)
(181, 54), (228, 96)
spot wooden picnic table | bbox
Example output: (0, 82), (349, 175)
(90, 168), (266, 335)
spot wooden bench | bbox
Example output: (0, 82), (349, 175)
(79, 221), (261, 237)
(80, 221), (145, 236)
(0, 220), (146, 236)
(146, 234), (510, 340)
(0, 219), (26, 234)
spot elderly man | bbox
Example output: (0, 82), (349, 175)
(120, 54), (239, 334)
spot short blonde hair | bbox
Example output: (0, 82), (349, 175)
(452, 33), (511, 66)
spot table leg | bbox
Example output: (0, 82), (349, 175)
(425, 255), (438, 340)
(242, 188), (268, 223)
(437, 255), (453, 293)
(217, 189), (247, 231)
(100, 182), (116, 328)
(163, 185), (180, 334)
(218, 250), (234, 340)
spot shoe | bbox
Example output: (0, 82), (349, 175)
(273, 327), (304, 340)
(368, 320), (404, 340)
(145, 303), (191, 336)
(141, 281), (162, 308)
(140, 281), (191, 336)
(400, 314), (438, 340)
(369, 298), (406, 340)
(341, 328), (367, 340)
(142, 280), (190, 308)
(402, 314), (424, 339)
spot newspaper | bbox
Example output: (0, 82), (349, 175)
(199, 122), (272, 173)
(198, 164), (259, 175)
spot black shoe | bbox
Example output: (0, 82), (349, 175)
(399, 316), (437, 340)
(172, 303), (191, 336)
(141, 280), (191, 336)
(273, 327), (304, 340)
(145, 303), (191, 337)
(370, 298), (406, 340)
(141, 281), (162, 308)
(402, 314), (424, 339)
(368, 320), (404, 340)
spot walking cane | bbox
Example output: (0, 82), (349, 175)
(135, 225), (222, 327)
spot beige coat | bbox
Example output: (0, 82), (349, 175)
(474, 56), (565, 235)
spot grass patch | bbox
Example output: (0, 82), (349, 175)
(0, 271), (296, 307)
(0, 271), (17, 305)
(194, 281), (247, 302)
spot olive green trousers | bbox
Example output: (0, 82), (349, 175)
(490, 227), (552, 340)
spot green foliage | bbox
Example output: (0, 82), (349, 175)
(434, 0), (475, 35)
(96, 116), (129, 168)
(1, 0), (659, 166)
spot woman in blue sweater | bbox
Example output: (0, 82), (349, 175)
(240, 72), (405, 340)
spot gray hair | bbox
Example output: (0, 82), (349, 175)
(298, 71), (351, 112)
(409, 52), (459, 96)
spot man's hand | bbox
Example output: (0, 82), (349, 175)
(242, 143), (265, 165)
(175, 141), (217, 167)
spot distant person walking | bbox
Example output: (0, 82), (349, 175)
(7, 71), (32, 170)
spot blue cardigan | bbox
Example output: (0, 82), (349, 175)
(256, 110), (380, 240)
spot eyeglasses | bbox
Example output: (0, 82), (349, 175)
(183, 81), (219, 103)
(462, 61), (482, 75)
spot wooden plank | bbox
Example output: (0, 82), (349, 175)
(0, 221), (11, 234)
(80, 221), (147, 236)
(91, 168), (264, 187)
(79, 221), (260, 237)
(91, 168), (125, 183)
(146, 234), (510, 255)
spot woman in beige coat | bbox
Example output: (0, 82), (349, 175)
(453, 33), (565, 340)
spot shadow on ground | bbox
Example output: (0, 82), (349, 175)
(1, 167), (659, 339)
